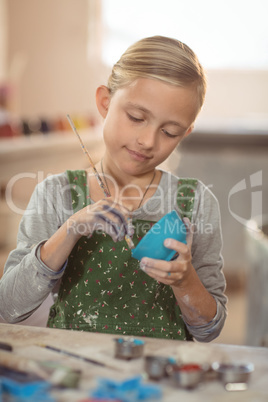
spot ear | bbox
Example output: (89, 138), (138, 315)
(95, 85), (111, 118)
(184, 124), (194, 138)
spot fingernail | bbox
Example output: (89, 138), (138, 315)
(183, 217), (190, 228)
(127, 225), (135, 236)
(116, 224), (123, 234)
(125, 234), (135, 249)
(164, 239), (171, 247)
(140, 260), (146, 272)
(118, 234), (124, 242)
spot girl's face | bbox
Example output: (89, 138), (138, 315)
(97, 78), (199, 177)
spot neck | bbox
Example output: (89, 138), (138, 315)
(99, 157), (156, 188)
(99, 158), (158, 209)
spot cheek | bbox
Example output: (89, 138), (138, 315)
(158, 139), (181, 158)
(102, 117), (125, 151)
(104, 117), (136, 150)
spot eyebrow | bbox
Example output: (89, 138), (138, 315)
(126, 102), (187, 129)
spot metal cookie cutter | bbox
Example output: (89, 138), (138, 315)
(171, 363), (204, 389)
(145, 355), (176, 380)
(114, 337), (145, 360)
(212, 362), (254, 391)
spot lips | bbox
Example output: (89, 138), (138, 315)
(126, 148), (152, 161)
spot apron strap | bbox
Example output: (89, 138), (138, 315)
(176, 178), (198, 221)
(66, 169), (89, 213)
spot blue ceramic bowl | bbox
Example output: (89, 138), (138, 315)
(131, 210), (187, 261)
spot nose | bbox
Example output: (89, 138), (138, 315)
(137, 127), (157, 149)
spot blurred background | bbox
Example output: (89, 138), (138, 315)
(0, 0), (268, 346)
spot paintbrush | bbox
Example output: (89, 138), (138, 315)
(67, 114), (110, 197)
(66, 114), (135, 249)
(37, 344), (121, 371)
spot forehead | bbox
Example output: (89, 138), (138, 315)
(112, 78), (200, 126)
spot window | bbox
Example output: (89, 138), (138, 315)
(102, 0), (268, 70)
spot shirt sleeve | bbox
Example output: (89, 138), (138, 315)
(0, 174), (70, 323)
(184, 181), (227, 342)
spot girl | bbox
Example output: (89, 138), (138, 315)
(0, 36), (227, 342)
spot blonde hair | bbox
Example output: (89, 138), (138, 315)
(107, 36), (207, 111)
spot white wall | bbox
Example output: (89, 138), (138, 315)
(5, 0), (104, 119)
(201, 70), (268, 122)
(0, 0), (8, 82)
(2, 0), (268, 127)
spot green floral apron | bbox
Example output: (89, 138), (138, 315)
(47, 170), (197, 340)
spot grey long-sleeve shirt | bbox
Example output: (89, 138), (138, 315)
(0, 170), (227, 341)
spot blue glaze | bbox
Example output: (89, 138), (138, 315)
(115, 337), (144, 346)
(132, 210), (187, 261)
(133, 339), (145, 345)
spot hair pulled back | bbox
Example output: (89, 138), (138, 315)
(107, 36), (207, 111)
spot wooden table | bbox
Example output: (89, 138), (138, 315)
(0, 323), (268, 401)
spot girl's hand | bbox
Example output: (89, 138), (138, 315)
(140, 218), (194, 287)
(66, 198), (134, 243)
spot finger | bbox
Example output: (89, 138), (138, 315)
(103, 204), (134, 237)
(102, 201), (134, 237)
(140, 257), (173, 277)
(104, 198), (133, 216)
(163, 238), (190, 259)
(140, 261), (178, 282)
(87, 200), (133, 240)
(102, 204), (128, 233)
(183, 217), (194, 249)
(95, 212), (126, 241)
(140, 257), (189, 285)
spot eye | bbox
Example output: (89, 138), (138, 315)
(127, 113), (144, 123)
(161, 129), (179, 138)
